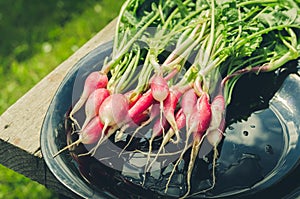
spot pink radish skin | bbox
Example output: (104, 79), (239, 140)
(174, 108), (187, 130)
(86, 93), (129, 156)
(150, 75), (169, 102)
(128, 90), (154, 119)
(196, 95), (225, 195)
(99, 93), (130, 127)
(163, 88), (182, 143)
(81, 88), (110, 130)
(69, 71), (108, 127)
(181, 92), (212, 198)
(166, 92), (212, 196)
(118, 100), (158, 147)
(53, 116), (104, 157)
(181, 88), (198, 132)
(150, 75), (170, 140)
(206, 95), (225, 146)
(124, 90), (142, 109)
(130, 111), (150, 127)
(130, 102), (160, 136)
(115, 111), (150, 144)
(192, 93), (212, 141)
(117, 110), (151, 139)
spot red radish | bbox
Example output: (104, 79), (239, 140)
(124, 90), (142, 109)
(152, 112), (170, 139)
(128, 90), (154, 119)
(163, 87), (182, 144)
(115, 110), (150, 143)
(181, 92), (212, 198)
(150, 74), (170, 138)
(150, 75), (169, 102)
(181, 88), (198, 132)
(200, 94), (225, 193)
(118, 104), (158, 155)
(117, 94), (157, 147)
(206, 118), (224, 146)
(192, 93), (212, 140)
(188, 120), (225, 197)
(53, 116), (104, 158)
(207, 95), (225, 129)
(99, 93), (130, 127)
(69, 71), (108, 128)
(88, 93), (130, 156)
(114, 90), (144, 141)
(81, 88), (110, 130)
(131, 111), (150, 127)
(165, 92), (212, 196)
(147, 108), (186, 173)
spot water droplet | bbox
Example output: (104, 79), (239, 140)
(228, 125), (234, 130)
(243, 131), (249, 136)
(250, 125), (256, 128)
(265, 144), (274, 154)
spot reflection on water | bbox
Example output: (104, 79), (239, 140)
(71, 107), (290, 198)
(221, 109), (284, 177)
(212, 108), (285, 195)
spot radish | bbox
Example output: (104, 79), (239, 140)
(99, 93), (129, 127)
(147, 108), (186, 173)
(53, 116), (104, 158)
(87, 93), (130, 156)
(128, 89), (154, 119)
(69, 71), (108, 128)
(117, 90), (156, 152)
(81, 88), (110, 130)
(193, 93), (212, 140)
(163, 87), (182, 144)
(124, 90), (142, 109)
(199, 94), (225, 193)
(142, 75), (170, 184)
(118, 103), (159, 155)
(182, 92), (212, 198)
(181, 88), (198, 134)
(165, 93), (212, 196)
(150, 74), (170, 136)
(206, 94), (225, 146)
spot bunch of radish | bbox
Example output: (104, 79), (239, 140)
(54, 0), (300, 197)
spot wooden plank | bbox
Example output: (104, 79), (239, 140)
(0, 19), (116, 198)
(0, 139), (80, 199)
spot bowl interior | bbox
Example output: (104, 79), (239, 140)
(41, 41), (300, 198)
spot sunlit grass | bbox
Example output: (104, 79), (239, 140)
(0, 0), (124, 198)
(0, 165), (55, 199)
(0, 0), (123, 114)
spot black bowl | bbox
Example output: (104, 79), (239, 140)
(41, 41), (300, 198)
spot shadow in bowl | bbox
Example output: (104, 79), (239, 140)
(41, 41), (300, 198)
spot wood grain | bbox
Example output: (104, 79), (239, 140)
(0, 19), (116, 198)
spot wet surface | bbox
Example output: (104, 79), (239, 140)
(41, 42), (300, 198)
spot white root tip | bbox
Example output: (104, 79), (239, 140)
(53, 139), (81, 158)
(69, 114), (82, 130)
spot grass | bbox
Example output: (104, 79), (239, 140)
(0, 0), (124, 198)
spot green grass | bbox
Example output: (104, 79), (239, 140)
(0, 0), (124, 198)
(0, 165), (54, 199)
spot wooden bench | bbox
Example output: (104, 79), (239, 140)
(0, 19), (116, 199)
